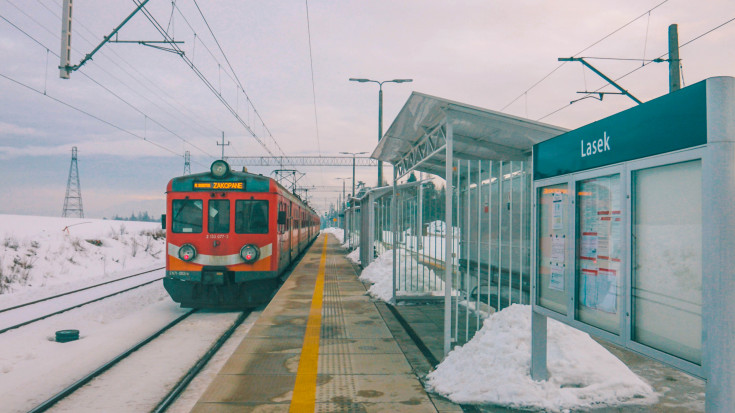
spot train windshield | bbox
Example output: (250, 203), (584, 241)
(208, 200), (230, 233)
(236, 200), (269, 234)
(172, 199), (203, 233)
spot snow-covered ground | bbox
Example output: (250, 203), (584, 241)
(0, 215), (164, 300)
(320, 227), (344, 244)
(356, 251), (657, 411)
(0, 214), (260, 412)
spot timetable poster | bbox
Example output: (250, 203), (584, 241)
(537, 184), (568, 313)
(577, 176), (622, 314)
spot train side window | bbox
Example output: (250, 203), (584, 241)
(236, 200), (269, 234)
(172, 199), (203, 233)
(208, 200), (230, 234)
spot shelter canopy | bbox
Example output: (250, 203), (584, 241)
(371, 92), (568, 178)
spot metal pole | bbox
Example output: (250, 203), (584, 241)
(352, 155), (356, 197)
(378, 86), (384, 187)
(444, 121), (454, 357)
(668, 24), (681, 93)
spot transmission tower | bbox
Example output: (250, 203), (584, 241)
(184, 151), (191, 175)
(62, 146), (84, 218)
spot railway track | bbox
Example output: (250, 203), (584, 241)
(27, 309), (250, 412)
(0, 267), (164, 335)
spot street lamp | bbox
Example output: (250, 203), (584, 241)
(349, 78), (413, 187)
(335, 177), (350, 210)
(339, 151), (368, 198)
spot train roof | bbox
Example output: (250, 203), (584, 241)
(166, 161), (318, 216)
(168, 168), (271, 192)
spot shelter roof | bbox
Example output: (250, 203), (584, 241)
(371, 92), (568, 177)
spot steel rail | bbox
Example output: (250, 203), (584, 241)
(0, 267), (164, 314)
(0, 276), (164, 335)
(151, 311), (250, 412)
(27, 309), (197, 413)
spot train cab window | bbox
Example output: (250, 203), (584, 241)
(172, 199), (203, 233)
(236, 200), (269, 234)
(208, 200), (230, 234)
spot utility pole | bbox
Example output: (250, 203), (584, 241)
(217, 132), (230, 160)
(184, 151), (191, 175)
(669, 24), (681, 93)
(62, 146), (84, 218)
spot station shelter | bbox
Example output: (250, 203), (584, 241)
(367, 92), (567, 355)
(530, 76), (735, 411)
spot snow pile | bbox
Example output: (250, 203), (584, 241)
(426, 220), (460, 237)
(321, 227), (344, 244)
(0, 215), (164, 295)
(346, 248), (360, 264)
(426, 305), (658, 411)
(359, 250), (444, 302)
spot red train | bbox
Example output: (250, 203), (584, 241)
(162, 160), (319, 308)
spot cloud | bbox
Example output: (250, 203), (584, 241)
(0, 121), (45, 139)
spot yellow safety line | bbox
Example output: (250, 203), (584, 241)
(289, 235), (328, 412)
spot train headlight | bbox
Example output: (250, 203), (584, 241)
(178, 244), (197, 262)
(240, 244), (260, 263)
(211, 160), (230, 178)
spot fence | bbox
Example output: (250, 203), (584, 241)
(341, 159), (531, 352)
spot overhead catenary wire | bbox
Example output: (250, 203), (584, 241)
(133, 1), (277, 156)
(187, 0), (292, 164)
(537, 14), (735, 121)
(0, 12), (211, 167)
(499, 0), (671, 112)
(0, 9), (214, 159)
(33, 0), (226, 144)
(304, 0), (323, 158)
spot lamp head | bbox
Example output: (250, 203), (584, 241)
(349, 78), (370, 83)
(391, 79), (413, 83)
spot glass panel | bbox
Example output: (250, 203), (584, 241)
(575, 174), (622, 334)
(208, 200), (230, 233)
(235, 200), (269, 234)
(632, 159), (702, 364)
(537, 183), (569, 314)
(172, 199), (203, 233)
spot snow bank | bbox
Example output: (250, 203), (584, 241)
(320, 227), (344, 244)
(358, 250), (444, 302)
(426, 304), (658, 411)
(346, 248), (360, 264)
(0, 215), (164, 296)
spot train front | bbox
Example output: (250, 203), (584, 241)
(163, 160), (278, 308)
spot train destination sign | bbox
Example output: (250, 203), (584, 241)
(193, 181), (244, 190)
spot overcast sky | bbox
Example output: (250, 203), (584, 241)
(1, 0), (734, 218)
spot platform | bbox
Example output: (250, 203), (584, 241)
(192, 233), (705, 412)
(192, 234), (461, 412)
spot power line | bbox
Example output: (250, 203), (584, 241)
(304, 0), (323, 158)
(0, 10), (214, 159)
(537, 14), (735, 121)
(0, 70), (189, 159)
(500, 0), (671, 112)
(32, 0), (223, 145)
(134, 0), (282, 161)
(188, 0), (291, 162)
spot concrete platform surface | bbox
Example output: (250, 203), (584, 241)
(192, 234), (461, 412)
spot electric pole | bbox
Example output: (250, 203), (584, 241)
(669, 24), (681, 93)
(184, 151), (191, 175)
(217, 132), (230, 160)
(62, 146), (84, 218)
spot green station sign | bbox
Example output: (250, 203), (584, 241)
(533, 79), (708, 180)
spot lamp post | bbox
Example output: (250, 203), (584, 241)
(349, 78), (413, 187)
(339, 151), (368, 198)
(335, 177), (350, 210)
